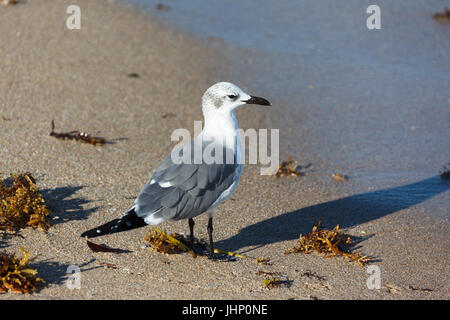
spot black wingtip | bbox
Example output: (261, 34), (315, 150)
(80, 219), (121, 238)
(80, 208), (147, 238)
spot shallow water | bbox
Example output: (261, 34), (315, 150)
(130, 0), (450, 215)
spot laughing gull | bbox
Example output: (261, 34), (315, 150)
(81, 82), (271, 257)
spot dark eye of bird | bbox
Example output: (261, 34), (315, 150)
(227, 94), (237, 99)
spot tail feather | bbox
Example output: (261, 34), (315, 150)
(80, 208), (147, 238)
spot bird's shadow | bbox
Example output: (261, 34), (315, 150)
(217, 175), (449, 253)
(41, 186), (100, 226)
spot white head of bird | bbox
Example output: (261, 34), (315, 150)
(202, 82), (271, 116)
(200, 82), (271, 139)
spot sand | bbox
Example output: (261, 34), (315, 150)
(0, 0), (449, 300)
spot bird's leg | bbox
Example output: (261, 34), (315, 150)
(207, 217), (215, 259)
(188, 218), (195, 250)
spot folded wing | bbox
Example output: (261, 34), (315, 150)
(134, 139), (239, 223)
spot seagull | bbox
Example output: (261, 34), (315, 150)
(81, 82), (271, 258)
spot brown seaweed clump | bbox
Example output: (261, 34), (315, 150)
(274, 158), (303, 177)
(285, 221), (372, 266)
(143, 228), (246, 259)
(143, 227), (191, 255)
(0, 173), (51, 232)
(0, 247), (44, 293)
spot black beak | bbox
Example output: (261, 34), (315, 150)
(244, 95), (271, 106)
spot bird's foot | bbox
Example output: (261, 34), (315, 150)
(207, 252), (217, 260)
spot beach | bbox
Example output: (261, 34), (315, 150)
(0, 0), (449, 300)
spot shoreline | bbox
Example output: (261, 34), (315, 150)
(1, 0), (449, 299)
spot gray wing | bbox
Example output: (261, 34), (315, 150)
(134, 138), (239, 222)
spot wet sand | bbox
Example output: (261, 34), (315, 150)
(1, 0), (449, 300)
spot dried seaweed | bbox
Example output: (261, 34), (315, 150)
(408, 285), (433, 292)
(332, 173), (348, 182)
(440, 164), (450, 179)
(143, 227), (191, 255)
(143, 228), (247, 259)
(433, 8), (450, 24)
(99, 262), (118, 269)
(255, 257), (271, 265)
(285, 221), (372, 266)
(0, 247), (44, 293)
(256, 271), (291, 289)
(86, 240), (128, 253)
(274, 158), (303, 177)
(2, 0), (21, 6)
(262, 277), (281, 289)
(385, 283), (402, 294)
(0, 173), (50, 232)
(300, 270), (326, 281)
(50, 120), (106, 146)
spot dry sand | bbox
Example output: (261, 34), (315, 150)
(1, 0), (449, 300)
